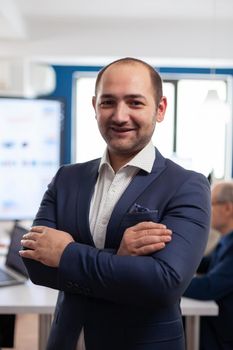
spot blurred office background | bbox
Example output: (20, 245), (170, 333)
(0, 0), (232, 348)
(0, 0), (233, 222)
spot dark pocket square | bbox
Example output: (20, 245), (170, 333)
(122, 209), (159, 228)
(129, 203), (156, 213)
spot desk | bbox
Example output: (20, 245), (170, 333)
(181, 297), (218, 350)
(0, 281), (57, 350)
(0, 282), (218, 350)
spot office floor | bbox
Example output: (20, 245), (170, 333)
(3, 314), (38, 350)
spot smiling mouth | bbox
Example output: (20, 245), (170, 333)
(110, 127), (135, 133)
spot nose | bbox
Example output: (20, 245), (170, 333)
(112, 102), (129, 123)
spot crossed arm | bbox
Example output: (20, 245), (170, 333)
(20, 167), (210, 305)
(19, 221), (172, 267)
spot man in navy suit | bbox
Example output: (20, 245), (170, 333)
(20, 57), (211, 350)
(184, 181), (233, 350)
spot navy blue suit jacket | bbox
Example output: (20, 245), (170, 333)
(23, 149), (210, 350)
(184, 230), (233, 345)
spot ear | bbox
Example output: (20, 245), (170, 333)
(92, 96), (97, 119)
(92, 96), (96, 109)
(156, 96), (167, 123)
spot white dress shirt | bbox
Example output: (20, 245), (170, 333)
(76, 141), (156, 350)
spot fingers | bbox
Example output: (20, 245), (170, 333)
(134, 242), (166, 256)
(19, 247), (38, 260)
(117, 221), (173, 256)
(133, 231), (172, 248)
(128, 221), (172, 241)
(19, 226), (75, 267)
(132, 228), (172, 239)
(20, 228), (43, 249)
(125, 231), (171, 256)
(22, 232), (40, 241)
(20, 226), (47, 253)
(132, 221), (168, 231)
(26, 226), (46, 234)
(20, 238), (37, 250)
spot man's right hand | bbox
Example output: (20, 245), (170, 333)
(117, 222), (172, 256)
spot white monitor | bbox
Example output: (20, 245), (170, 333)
(0, 97), (64, 221)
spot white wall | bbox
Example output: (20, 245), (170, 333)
(0, 18), (233, 67)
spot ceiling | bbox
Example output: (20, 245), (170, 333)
(2, 0), (233, 23)
(0, 0), (233, 66)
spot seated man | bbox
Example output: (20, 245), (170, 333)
(184, 181), (233, 350)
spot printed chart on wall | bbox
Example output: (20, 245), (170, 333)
(0, 97), (63, 221)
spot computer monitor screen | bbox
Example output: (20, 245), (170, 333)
(0, 97), (64, 221)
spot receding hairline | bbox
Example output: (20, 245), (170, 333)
(94, 57), (163, 104)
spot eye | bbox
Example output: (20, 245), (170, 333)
(99, 99), (115, 108)
(128, 99), (144, 108)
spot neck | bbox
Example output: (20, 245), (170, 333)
(108, 151), (137, 172)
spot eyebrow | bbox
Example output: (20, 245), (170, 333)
(99, 94), (146, 100)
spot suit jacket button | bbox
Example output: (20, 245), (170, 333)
(66, 281), (73, 288)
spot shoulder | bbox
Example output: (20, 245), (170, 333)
(57, 158), (100, 176)
(168, 158), (209, 185)
(49, 158), (101, 188)
(155, 148), (210, 189)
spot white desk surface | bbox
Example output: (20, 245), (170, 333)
(0, 281), (58, 314)
(181, 297), (218, 316)
(0, 280), (218, 316)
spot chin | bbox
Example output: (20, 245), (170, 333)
(108, 138), (147, 155)
(111, 146), (142, 157)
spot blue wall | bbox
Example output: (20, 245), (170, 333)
(49, 65), (101, 164)
(48, 65), (233, 175)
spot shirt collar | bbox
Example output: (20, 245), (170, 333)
(99, 141), (156, 174)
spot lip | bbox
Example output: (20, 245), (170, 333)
(110, 127), (135, 133)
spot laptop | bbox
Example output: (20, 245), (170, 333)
(0, 224), (29, 286)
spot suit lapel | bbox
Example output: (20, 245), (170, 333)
(76, 159), (100, 246)
(105, 149), (167, 248)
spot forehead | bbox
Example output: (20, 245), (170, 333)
(211, 185), (221, 198)
(97, 63), (153, 95)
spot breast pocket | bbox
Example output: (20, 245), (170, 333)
(121, 210), (159, 229)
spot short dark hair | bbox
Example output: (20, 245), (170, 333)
(94, 57), (163, 106)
